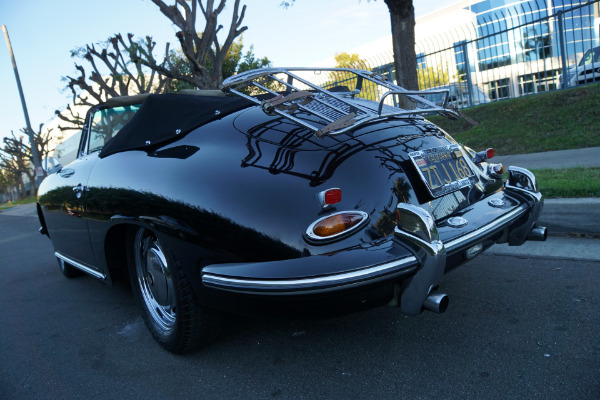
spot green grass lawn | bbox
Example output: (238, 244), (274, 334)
(532, 167), (600, 198)
(428, 82), (600, 155)
(427, 83), (600, 198)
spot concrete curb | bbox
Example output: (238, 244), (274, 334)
(538, 198), (600, 237)
(487, 235), (600, 261)
(495, 146), (600, 170)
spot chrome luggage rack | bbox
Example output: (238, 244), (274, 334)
(221, 67), (460, 138)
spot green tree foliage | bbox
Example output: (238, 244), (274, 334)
(417, 66), (449, 90)
(316, 52), (378, 101)
(170, 36), (271, 92)
(281, 0), (419, 91)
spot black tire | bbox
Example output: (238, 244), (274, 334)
(128, 227), (220, 353)
(57, 257), (83, 278)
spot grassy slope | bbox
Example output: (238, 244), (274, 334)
(531, 167), (600, 198)
(429, 83), (600, 155)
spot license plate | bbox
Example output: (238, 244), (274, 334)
(409, 145), (477, 198)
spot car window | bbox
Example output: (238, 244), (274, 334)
(88, 105), (141, 154)
(579, 47), (600, 66)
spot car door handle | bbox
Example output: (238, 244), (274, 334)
(60, 168), (75, 178)
(72, 184), (89, 193)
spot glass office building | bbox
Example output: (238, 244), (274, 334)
(415, 0), (599, 103)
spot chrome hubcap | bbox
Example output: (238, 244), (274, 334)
(134, 229), (176, 332)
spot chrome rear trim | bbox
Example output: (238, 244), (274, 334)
(444, 204), (528, 252)
(202, 255), (418, 293)
(203, 204), (529, 294)
(55, 252), (106, 280)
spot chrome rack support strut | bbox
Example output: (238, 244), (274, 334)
(221, 68), (460, 138)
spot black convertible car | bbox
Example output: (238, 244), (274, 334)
(37, 68), (546, 353)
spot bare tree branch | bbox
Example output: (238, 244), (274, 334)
(57, 33), (178, 132)
(148, 0), (248, 89)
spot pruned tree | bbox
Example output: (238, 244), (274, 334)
(56, 33), (183, 133)
(0, 124), (54, 196)
(144, 0), (248, 89)
(167, 35), (271, 92)
(0, 151), (28, 199)
(0, 161), (26, 200)
(0, 168), (15, 202)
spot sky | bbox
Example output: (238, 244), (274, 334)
(0, 0), (461, 143)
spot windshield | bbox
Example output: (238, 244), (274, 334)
(88, 105), (141, 153)
(579, 47), (600, 66)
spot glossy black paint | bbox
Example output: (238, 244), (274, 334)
(37, 98), (534, 316)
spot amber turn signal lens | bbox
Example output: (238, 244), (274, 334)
(308, 211), (368, 240)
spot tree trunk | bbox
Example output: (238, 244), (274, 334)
(385, 0), (418, 91)
(17, 175), (26, 200)
(24, 170), (36, 196)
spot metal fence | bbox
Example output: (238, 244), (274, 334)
(323, 0), (600, 109)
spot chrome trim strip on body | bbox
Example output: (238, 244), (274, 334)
(203, 203), (530, 294)
(444, 204), (528, 252)
(202, 255), (418, 293)
(55, 252), (106, 280)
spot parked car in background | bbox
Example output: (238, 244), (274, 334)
(37, 68), (546, 353)
(560, 46), (600, 87)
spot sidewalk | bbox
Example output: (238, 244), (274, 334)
(0, 202), (37, 217)
(495, 146), (600, 238)
(494, 146), (600, 169)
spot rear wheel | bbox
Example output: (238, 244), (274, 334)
(128, 227), (220, 353)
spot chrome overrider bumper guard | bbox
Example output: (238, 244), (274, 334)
(202, 167), (545, 315)
(393, 203), (447, 315)
(504, 166), (545, 246)
(393, 166), (545, 315)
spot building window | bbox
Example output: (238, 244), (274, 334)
(454, 41), (467, 80)
(487, 78), (511, 99)
(518, 21), (552, 62)
(553, 0), (597, 58)
(518, 70), (559, 94)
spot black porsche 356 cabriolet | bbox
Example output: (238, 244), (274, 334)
(37, 68), (546, 353)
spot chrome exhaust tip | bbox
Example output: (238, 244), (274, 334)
(527, 226), (547, 242)
(423, 293), (449, 314)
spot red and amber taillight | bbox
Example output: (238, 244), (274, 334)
(305, 211), (369, 243)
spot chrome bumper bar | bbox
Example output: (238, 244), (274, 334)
(202, 255), (418, 295)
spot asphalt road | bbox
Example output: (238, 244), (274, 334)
(1, 213), (599, 400)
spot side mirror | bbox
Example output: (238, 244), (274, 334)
(42, 157), (62, 174)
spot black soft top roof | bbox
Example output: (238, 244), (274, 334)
(99, 93), (253, 158)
